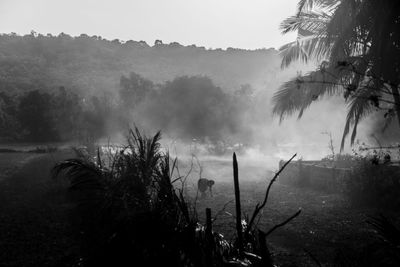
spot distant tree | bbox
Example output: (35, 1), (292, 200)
(79, 92), (121, 142)
(168, 42), (182, 48)
(53, 86), (84, 141)
(119, 72), (154, 109)
(0, 92), (19, 140)
(273, 0), (400, 150)
(154, 39), (163, 46)
(112, 39), (121, 45)
(81, 96), (107, 142)
(138, 40), (149, 47)
(17, 90), (58, 141)
(147, 76), (237, 142)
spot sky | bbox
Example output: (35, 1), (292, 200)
(0, 0), (298, 49)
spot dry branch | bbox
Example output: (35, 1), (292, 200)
(245, 153), (297, 236)
(264, 209), (301, 237)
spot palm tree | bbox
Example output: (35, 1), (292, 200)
(273, 0), (400, 150)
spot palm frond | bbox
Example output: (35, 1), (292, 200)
(277, 0), (400, 149)
(273, 66), (342, 122)
(297, 0), (338, 14)
(279, 34), (332, 68)
(52, 158), (104, 191)
(280, 11), (331, 35)
(279, 40), (311, 67)
(340, 88), (375, 151)
(279, 8), (332, 68)
(326, 0), (367, 62)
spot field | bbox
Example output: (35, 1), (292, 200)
(0, 150), (78, 267)
(0, 149), (394, 266)
(196, 183), (381, 266)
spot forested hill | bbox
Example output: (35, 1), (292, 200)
(0, 33), (297, 95)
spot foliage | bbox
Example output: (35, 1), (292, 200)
(0, 72), (256, 147)
(119, 72), (155, 109)
(0, 32), (281, 95)
(274, 0), (400, 150)
(17, 90), (59, 141)
(0, 87), (112, 142)
(136, 75), (252, 144)
(0, 92), (19, 139)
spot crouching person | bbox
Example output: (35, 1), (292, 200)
(197, 178), (215, 198)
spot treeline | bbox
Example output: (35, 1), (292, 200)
(0, 73), (255, 144)
(0, 32), (289, 96)
(0, 87), (103, 142)
(0, 32), (305, 146)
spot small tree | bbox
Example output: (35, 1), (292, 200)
(17, 90), (58, 141)
(119, 72), (154, 110)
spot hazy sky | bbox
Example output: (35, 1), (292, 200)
(0, 0), (298, 49)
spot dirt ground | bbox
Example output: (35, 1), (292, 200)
(0, 151), (79, 267)
(0, 153), (43, 182)
(195, 181), (386, 266)
(0, 150), (397, 266)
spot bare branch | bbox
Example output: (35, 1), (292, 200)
(212, 200), (234, 222)
(264, 209), (302, 237)
(245, 153), (297, 236)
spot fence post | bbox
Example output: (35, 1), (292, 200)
(205, 207), (213, 266)
(205, 208), (212, 238)
(233, 152), (243, 256)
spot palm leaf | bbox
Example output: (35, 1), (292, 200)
(52, 158), (104, 190)
(340, 88), (374, 150)
(296, 0), (338, 14)
(273, 64), (344, 121)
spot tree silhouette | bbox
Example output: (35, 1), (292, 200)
(119, 72), (154, 109)
(17, 90), (58, 141)
(273, 0), (400, 150)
